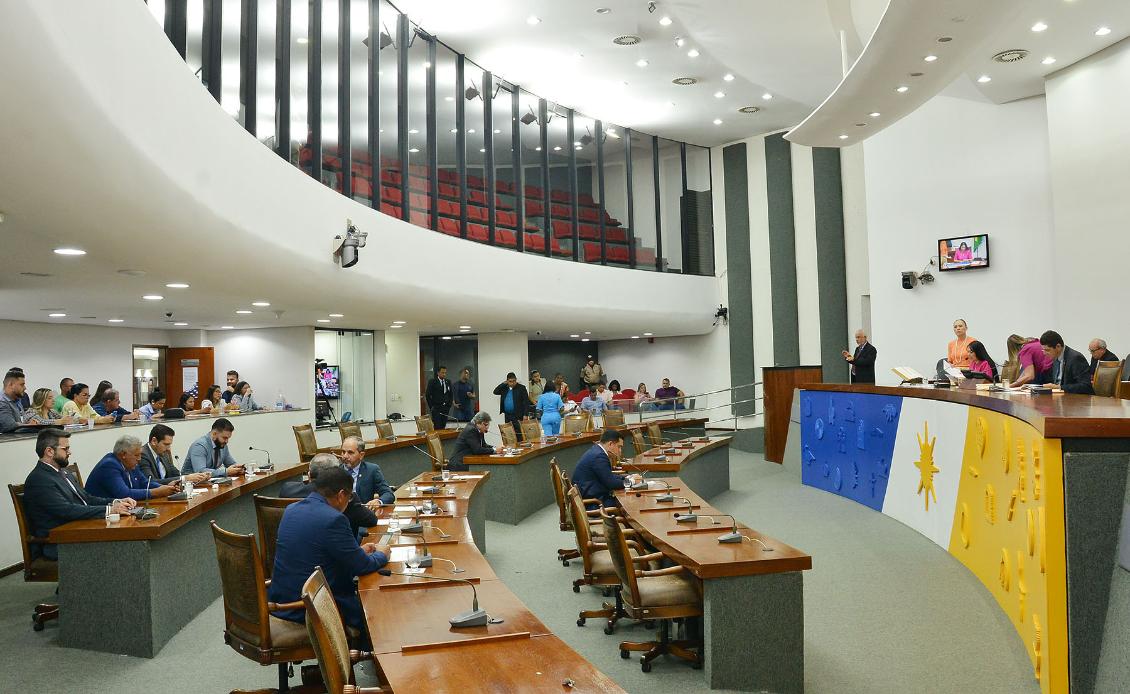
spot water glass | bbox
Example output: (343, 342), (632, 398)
(441, 469), (451, 482)
(406, 549), (422, 570)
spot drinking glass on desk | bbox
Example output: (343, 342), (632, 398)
(247, 459), (259, 475)
(388, 517), (401, 533)
(406, 549), (422, 570)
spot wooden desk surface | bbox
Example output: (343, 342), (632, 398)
(618, 479), (812, 579)
(802, 383), (1130, 438)
(620, 436), (729, 473)
(463, 432), (599, 466)
(323, 427), (458, 456)
(395, 473), (488, 502)
(47, 463), (307, 543)
(375, 634), (624, 693)
(358, 542), (500, 587)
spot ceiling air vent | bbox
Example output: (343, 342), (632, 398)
(613, 35), (641, 46)
(672, 77), (697, 86)
(738, 106), (760, 113)
(19, 272), (52, 278)
(992, 49), (1029, 63)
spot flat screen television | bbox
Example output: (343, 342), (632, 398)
(317, 365), (340, 399)
(938, 234), (989, 271)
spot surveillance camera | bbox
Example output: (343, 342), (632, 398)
(535, 330), (542, 336)
(332, 219), (368, 268)
(165, 312), (173, 318)
(901, 271), (918, 290)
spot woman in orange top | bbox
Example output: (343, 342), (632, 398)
(947, 319), (976, 368)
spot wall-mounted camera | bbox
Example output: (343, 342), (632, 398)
(902, 258), (937, 289)
(332, 219), (368, 268)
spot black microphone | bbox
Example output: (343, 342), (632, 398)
(136, 474), (158, 520)
(385, 572), (489, 627)
(408, 444), (447, 478)
(671, 497), (698, 522)
(650, 479), (675, 502)
(248, 446), (273, 469)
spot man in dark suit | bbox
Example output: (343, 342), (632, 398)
(424, 365), (454, 429)
(138, 424), (211, 485)
(1087, 338), (1120, 377)
(268, 466), (389, 631)
(571, 430), (640, 507)
(1040, 330), (1093, 394)
(492, 372), (530, 436)
(340, 436), (395, 506)
(22, 429), (136, 560)
(85, 435), (181, 501)
(279, 453), (378, 537)
(843, 329), (877, 384)
(449, 411), (502, 471)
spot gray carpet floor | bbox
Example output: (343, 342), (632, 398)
(0, 450), (1039, 693)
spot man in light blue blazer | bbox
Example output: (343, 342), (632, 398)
(182, 418), (244, 478)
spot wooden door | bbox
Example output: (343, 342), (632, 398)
(165, 347), (215, 410)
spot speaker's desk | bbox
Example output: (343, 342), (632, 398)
(619, 435), (733, 499)
(47, 462), (306, 657)
(618, 480), (812, 692)
(359, 471), (624, 693)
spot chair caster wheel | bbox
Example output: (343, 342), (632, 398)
(562, 560), (570, 567)
(641, 660), (652, 673)
(577, 618), (585, 627)
(620, 649), (629, 660)
(572, 584), (580, 593)
(603, 625), (614, 635)
(32, 620), (45, 632)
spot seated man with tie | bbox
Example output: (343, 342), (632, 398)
(269, 466), (390, 633)
(449, 411), (503, 471)
(1040, 330), (1094, 395)
(340, 436), (395, 506)
(22, 429), (136, 560)
(85, 435), (181, 500)
(138, 424), (210, 485)
(182, 418), (245, 478)
(571, 429), (641, 507)
(280, 453), (378, 537)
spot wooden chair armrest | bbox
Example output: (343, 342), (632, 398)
(343, 687), (389, 694)
(583, 507), (603, 517)
(631, 551), (664, 565)
(267, 600), (306, 612)
(349, 649), (373, 664)
(587, 541), (608, 551)
(624, 539), (648, 552)
(637, 565), (685, 578)
(27, 536), (50, 544)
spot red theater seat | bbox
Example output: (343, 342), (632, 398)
(438, 217), (460, 236)
(467, 223), (490, 242)
(382, 187), (403, 205)
(496, 211), (518, 229)
(380, 202), (402, 219)
(526, 200), (544, 217)
(550, 204), (572, 219)
(496, 230), (518, 248)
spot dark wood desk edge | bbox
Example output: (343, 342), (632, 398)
(800, 383), (1130, 439)
(463, 433), (600, 466)
(628, 437), (731, 468)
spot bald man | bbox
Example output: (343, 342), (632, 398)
(843, 330), (877, 384)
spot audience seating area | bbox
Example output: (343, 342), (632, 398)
(298, 146), (663, 267)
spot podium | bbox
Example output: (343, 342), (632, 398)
(763, 366), (823, 463)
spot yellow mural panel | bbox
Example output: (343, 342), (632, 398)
(948, 410), (1067, 694)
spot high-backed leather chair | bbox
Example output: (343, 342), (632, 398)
(498, 423), (518, 447)
(630, 428), (649, 456)
(520, 418), (542, 442)
(1092, 361), (1123, 397)
(550, 459), (584, 565)
(254, 495), (300, 578)
(425, 432), (446, 471)
(293, 424), (319, 463)
(413, 415), (434, 433)
(374, 419), (395, 440)
(646, 423), (664, 447)
(301, 567), (388, 694)
(602, 508), (703, 672)
(602, 409), (626, 428)
(569, 487), (644, 634)
(210, 521), (317, 693)
(338, 421), (362, 444)
(562, 414), (591, 435)
(999, 360), (1020, 384)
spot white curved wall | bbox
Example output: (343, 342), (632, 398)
(0, 1), (718, 337)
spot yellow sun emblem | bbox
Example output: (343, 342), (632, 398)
(914, 421), (939, 510)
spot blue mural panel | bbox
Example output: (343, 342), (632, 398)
(799, 390), (904, 511)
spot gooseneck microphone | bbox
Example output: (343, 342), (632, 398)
(248, 446), (273, 469)
(672, 512), (774, 548)
(386, 573), (490, 627)
(672, 497), (698, 522)
(652, 479), (675, 502)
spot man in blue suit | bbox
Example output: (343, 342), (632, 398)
(85, 435), (180, 501)
(269, 466), (390, 632)
(571, 429), (641, 507)
(340, 436), (395, 506)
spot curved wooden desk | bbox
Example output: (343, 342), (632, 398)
(796, 384), (1130, 694)
(359, 471), (625, 693)
(618, 417), (710, 457)
(620, 435), (733, 500)
(618, 479), (811, 692)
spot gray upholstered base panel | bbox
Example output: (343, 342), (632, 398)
(468, 443), (591, 525)
(726, 427), (765, 454)
(703, 571), (804, 692)
(643, 446), (730, 500)
(467, 478), (487, 555)
(368, 446), (434, 487)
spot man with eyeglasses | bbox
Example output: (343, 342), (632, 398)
(1087, 338), (1119, 377)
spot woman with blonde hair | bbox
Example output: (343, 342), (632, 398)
(23, 388), (73, 425)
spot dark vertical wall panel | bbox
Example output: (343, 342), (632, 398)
(765, 133), (799, 365)
(813, 147), (849, 383)
(723, 144), (755, 416)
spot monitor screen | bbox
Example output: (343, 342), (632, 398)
(317, 365), (340, 399)
(938, 234), (989, 271)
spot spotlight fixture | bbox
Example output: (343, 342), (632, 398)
(1095, 26), (1111, 36)
(723, 73), (734, 81)
(636, 58), (649, 67)
(464, 84), (480, 100)
(977, 75), (991, 83)
(687, 48), (700, 58)
(896, 86), (909, 93)
(659, 16), (672, 26)
(1031, 21), (1048, 33)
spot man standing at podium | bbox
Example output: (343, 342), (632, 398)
(843, 329), (877, 384)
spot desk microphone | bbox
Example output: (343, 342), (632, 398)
(407, 443), (447, 476)
(248, 446), (273, 469)
(671, 497), (698, 523)
(135, 475), (159, 520)
(651, 479), (675, 502)
(385, 572), (490, 627)
(674, 513), (773, 548)
(399, 505), (424, 534)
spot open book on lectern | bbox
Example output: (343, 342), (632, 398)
(891, 366), (927, 384)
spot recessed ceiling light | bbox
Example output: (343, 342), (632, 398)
(221, 325), (234, 329)
(977, 74), (992, 83)
(580, 338), (590, 342)
(445, 96), (454, 102)
(584, 331), (591, 335)
(723, 73), (734, 81)
(468, 128), (476, 134)
(174, 322), (188, 326)
(713, 90), (725, 98)
(575, 145), (583, 150)
(142, 295), (163, 301)
(687, 48), (700, 58)
(389, 325), (403, 329)
(924, 55), (938, 62)
(317, 319), (331, 323)
(1042, 56), (1056, 65)
(408, 129), (418, 134)
(712, 118), (723, 125)
(329, 313), (344, 318)
(296, 37), (308, 44)
(553, 145), (562, 151)
(570, 334), (580, 338)
(595, 7), (611, 14)
(1095, 26), (1112, 37)
(1031, 21), (1048, 33)
(869, 112), (881, 117)
(450, 128), (458, 133)
(48, 313), (66, 318)
(236, 310), (253, 314)
(493, 129), (501, 134)
(762, 92), (773, 100)
(479, 148), (486, 153)
(108, 319), (124, 323)
(53, 247), (86, 256)
(896, 86), (909, 93)
(636, 58), (648, 67)
(459, 325), (471, 329)
(252, 301), (270, 307)
(631, 335), (640, 339)
(535, 146), (542, 151)
(441, 336), (452, 340)
(393, 320), (407, 324)
(459, 328), (471, 332)
(674, 37), (685, 48)
(409, 147), (420, 153)
(526, 15), (541, 26)
(643, 332), (653, 336)
(165, 282), (189, 288)
(659, 16), (672, 26)
(838, 134), (849, 140)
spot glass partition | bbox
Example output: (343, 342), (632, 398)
(684, 144), (714, 276)
(573, 113), (599, 265)
(435, 43), (459, 235)
(319, 0), (339, 191)
(630, 133), (658, 271)
(464, 63), (486, 243)
(377, 1), (400, 217)
(347, 0), (368, 205)
(255, 0), (277, 144)
(405, 25), (430, 229)
(520, 89), (547, 254)
(290, 0), (310, 171)
(656, 137), (683, 273)
(601, 124), (630, 265)
(314, 329), (376, 426)
(492, 83), (516, 248)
